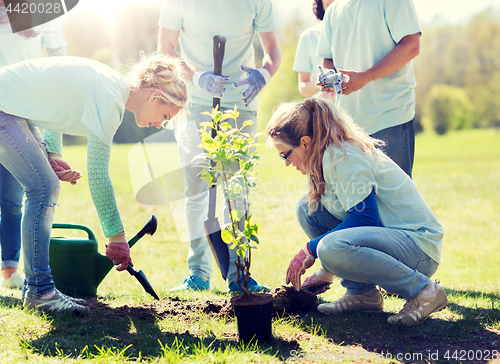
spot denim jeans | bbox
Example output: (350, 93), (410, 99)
(0, 112), (58, 298)
(371, 119), (415, 178)
(174, 104), (257, 284)
(0, 164), (24, 270)
(296, 195), (437, 299)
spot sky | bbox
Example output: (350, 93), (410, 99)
(70, 0), (500, 29)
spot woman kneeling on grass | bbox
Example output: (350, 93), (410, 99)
(266, 98), (449, 326)
(0, 53), (188, 314)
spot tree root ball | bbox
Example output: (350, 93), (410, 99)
(271, 285), (319, 317)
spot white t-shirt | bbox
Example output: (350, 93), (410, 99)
(159, 0), (279, 111)
(294, 22), (323, 79)
(317, 0), (422, 134)
(293, 22), (323, 98)
(320, 142), (444, 263)
(0, 11), (67, 67)
(0, 56), (130, 146)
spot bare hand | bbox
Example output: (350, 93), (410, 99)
(337, 69), (371, 95)
(48, 154), (82, 185)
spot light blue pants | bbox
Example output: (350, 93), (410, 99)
(174, 104), (257, 284)
(296, 196), (437, 300)
(0, 112), (58, 298)
(0, 163), (24, 270)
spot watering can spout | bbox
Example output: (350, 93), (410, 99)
(94, 214), (158, 287)
(94, 252), (115, 288)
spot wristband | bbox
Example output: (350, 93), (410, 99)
(259, 67), (271, 84)
(192, 70), (203, 87)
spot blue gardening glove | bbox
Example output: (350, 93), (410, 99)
(192, 70), (230, 98)
(233, 65), (271, 107)
(286, 245), (316, 290)
(317, 66), (350, 94)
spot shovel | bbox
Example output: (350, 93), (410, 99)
(126, 215), (160, 300)
(204, 35), (230, 280)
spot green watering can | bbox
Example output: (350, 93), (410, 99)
(49, 215), (158, 298)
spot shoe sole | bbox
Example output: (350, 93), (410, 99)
(24, 302), (90, 316)
(319, 308), (384, 315)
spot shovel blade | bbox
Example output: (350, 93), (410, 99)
(127, 264), (160, 300)
(205, 217), (229, 280)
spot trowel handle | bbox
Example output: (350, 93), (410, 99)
(127, 214), (157, 248)
(52, 223), (97, 242)
(126, 264), (137, 275)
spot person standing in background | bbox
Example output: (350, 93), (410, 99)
(317, 0), (421, 177)
(293, 0), (334, 98)
(0, 0), (68, 289)
(158, 0), (281, 293)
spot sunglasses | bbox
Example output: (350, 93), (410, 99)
(279, 147), (295, 163)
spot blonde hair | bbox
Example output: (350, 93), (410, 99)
(126, 52), (189, 127)
(266, 98), (385, 211)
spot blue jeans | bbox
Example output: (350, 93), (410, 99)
(372, 119), (415, 178)
(174, 104), (257, 284)
(296, 196), (437, 299)
(0, 164), (24, 270)
(0, 112), (58, 298)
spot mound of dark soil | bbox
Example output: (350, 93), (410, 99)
(271, 285), (319, 317)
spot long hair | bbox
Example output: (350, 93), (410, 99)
(266, 98), (385, 211)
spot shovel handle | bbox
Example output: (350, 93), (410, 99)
(207, 36), (226, 221)
(212, 35), (226, 113)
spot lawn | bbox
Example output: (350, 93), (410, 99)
(0, 128), (499, 363)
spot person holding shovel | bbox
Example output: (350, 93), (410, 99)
(0, 53), (188, 314)
(266, 98), (449, 326)
(158, 0), (281, 292)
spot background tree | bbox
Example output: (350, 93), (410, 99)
(60, 4), (500, 140)
(422, 84), (474, 134)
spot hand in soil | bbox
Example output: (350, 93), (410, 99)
(286, 246), (315, 290)
(300, 268), (335, 294)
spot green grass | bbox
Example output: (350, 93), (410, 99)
(1, 128), (499, 363)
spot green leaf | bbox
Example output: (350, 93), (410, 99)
(241, 119), (254, 129)
(249, 234), (259, 244)
(198, 169), (213, 186)
(231, 207), (245, 222)
(221, 229), (234, 244)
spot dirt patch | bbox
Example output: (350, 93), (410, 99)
(271, 285), (319, 317)
(87, 285), (318, 320)
(87, 296), (232, 321)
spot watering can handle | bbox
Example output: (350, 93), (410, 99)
(52, 223), (97, 242)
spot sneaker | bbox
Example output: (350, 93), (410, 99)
(21, 287), (87, 306)
(318, 289), (384, 315)
(228, 276), (270, 293)
(24, 290), (90, 315)
(54, 289), (87, 306)
(387, 281), (449, 326)
(1, 272), (24, 289)
(170, 275), (209, 292)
